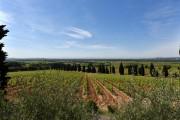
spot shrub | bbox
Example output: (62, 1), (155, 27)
(86, 100), (98, 114)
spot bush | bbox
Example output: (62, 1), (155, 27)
(86, 100), (98, 114)
(115, 86), (180, 120)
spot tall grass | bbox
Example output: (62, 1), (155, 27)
(115, 85), (180, 120)
(1, 70), (98, 120)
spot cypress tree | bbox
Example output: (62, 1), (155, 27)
(78, 64), (81, 72)
(119, 62), (124, 75)
(98, 64), (101, 73)
(0, 25), (9, 89)
(87, 65), (91, 73)
(150, 63), (155, 76)
(132, 64), (138, 76)
(82, 66), (86, 72)
(92, 66), (96, 73)
(139, 64), (145, 76)
(101, 64), (106, 73)
(128, 64), (132, 75)
(105, 67), (109, 74)
(162, 65), (168, 77)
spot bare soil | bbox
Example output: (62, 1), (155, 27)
(84, 75), (133, 111)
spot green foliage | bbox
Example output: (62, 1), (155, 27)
(138, 64), (145, 76)
(1, 70), (96, 120)
(3, 70), (180, 119)
(86, 100), (98, 113)
(119, 62), (124, 75)
(162, 65), (169, 77)
(115, 86), (180, 120)
(150, 63), (155, 77)
(0, 25), (9, 89)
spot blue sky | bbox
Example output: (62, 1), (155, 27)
(0, 0), (180, 58)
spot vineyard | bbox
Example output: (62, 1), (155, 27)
(81, 74), (132, 111)
(1, 70), (179, 119)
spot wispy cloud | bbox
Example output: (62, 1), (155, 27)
(0, 11), (12, 24)
(63, 27), (92, 39)
(87, 44), (115, 49)
(56, 41), (115, 49)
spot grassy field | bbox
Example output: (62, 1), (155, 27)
(0, 69), (179, 120)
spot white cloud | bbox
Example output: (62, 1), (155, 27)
(86, 44), (115, 49)
(63, 27), (92, 39)
(56, 41), (115, 50)
(0, 11), (12, 24)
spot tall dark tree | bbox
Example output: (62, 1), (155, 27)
(87, 65), (92, 73)
(105, 67), (109, 74)
(98, 64), (101, 73)
(78, 64), (81, 72)
(139, 64), (145, 76)
(162, 65), (168, 77)
(132, 64), (138, 76)
(112, 66), (116, 74)
(82, 66), (86, 72)
(149, 63), (155, 76)
(98, 64), (105, 73)
(128, 64), (132, 75)
(0, 25), (9, 89)
(119, 62), (124, 75)
(92, 66), (96, 73)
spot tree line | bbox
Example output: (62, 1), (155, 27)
(8, 61), (178, 78)
(120, 62), (172, 77)
(42, 62), (173, 78)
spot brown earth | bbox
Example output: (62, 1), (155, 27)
(83, 75), (133, 111)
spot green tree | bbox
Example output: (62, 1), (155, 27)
(138, 64), (145, 76)
(105, 67), (109, 74)
(128, 64), (132, 75)
(132, 64), (138, 76)
(150, 63), (155, 76)
(162, 65), (168, 77)
(92, 66), (96, 73)
(119, 62), (124, 75)
(82, 66), (86, 72)
(78, 64), (81, 72)
(0, 25), (9, 89)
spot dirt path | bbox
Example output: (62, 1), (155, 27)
(87, 75), (98, 102)
(5, 85), (32, 101)
(96, 80), (116, 105)
(103, 79), (133, 103)
(83, 75), (133, 110)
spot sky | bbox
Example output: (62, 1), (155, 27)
(0, 0), (180, 58)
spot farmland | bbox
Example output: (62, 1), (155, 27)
(1, 59), (179, 120)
